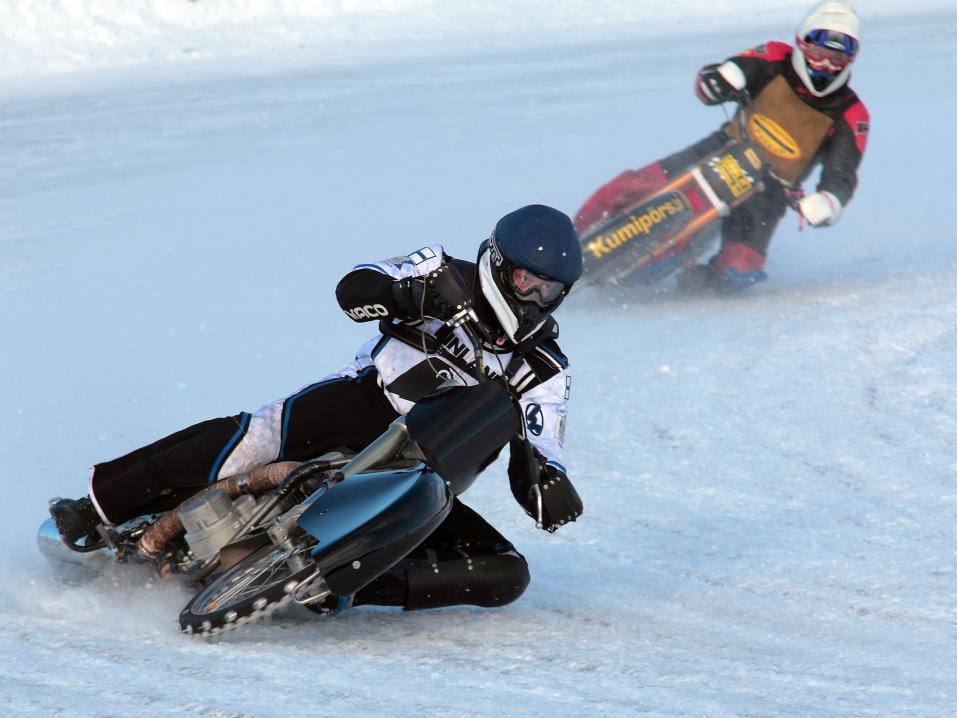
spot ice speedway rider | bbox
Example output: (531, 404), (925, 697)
(49, 204), (584, 614)
(575, 0), (869, 292)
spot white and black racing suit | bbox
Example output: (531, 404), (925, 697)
(88, 245), (581, 610)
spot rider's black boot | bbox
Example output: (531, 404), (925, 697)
(48, 496), (101, 547)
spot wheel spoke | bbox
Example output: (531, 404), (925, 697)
(193, 542), (314, 615)
(181, 540), (319, 635)
(203, 549), (292, 611)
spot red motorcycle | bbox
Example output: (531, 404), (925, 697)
(574, 102), (794, 288)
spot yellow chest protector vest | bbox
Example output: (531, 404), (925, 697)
(726, 75), (833, 186)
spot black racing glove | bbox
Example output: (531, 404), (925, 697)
(538, 463), (583, 533)
(392, 264), (474, 322)
(509, 439), (583, 533)
(697, 63), (744, 105)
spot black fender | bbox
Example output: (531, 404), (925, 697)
(405, 381), (520, 495)
(298, 464), (451, 597)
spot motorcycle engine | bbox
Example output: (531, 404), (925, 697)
(179, 488), (257, 564)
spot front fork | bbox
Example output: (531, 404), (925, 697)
(256, 422), (415, 605)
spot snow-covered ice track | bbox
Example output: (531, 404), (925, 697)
(5, 4), (957, 716)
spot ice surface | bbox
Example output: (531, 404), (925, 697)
(1, 2), (956, 716)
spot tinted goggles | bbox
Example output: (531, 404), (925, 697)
(509, 267), (566, 307)
(799, 30), (858, 71)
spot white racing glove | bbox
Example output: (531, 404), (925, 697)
(697, 61), (747, 104)
(798, 191), (843, 227)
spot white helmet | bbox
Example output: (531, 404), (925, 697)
(792, 1), (861, 97)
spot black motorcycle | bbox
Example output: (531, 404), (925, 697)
(39, 325), (523, 636)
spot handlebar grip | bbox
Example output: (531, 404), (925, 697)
(530, 483), (544, 529)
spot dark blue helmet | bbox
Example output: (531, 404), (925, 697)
(478, 205), (582, 343)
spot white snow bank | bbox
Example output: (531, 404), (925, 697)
(2, 0), (952, 84)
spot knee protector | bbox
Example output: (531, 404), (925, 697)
(397, 552), (530, 611)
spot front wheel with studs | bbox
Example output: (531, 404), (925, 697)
(179, 543), (316, 636)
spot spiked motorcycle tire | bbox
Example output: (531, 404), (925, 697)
(179, 542), (323, 636)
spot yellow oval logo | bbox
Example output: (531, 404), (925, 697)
(749, 114), (800, 160)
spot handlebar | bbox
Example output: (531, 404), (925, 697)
(456, 313), (488, 383)
(722, 88), (751, 133)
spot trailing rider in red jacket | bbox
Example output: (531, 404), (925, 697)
(577, 1), (870, 292)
